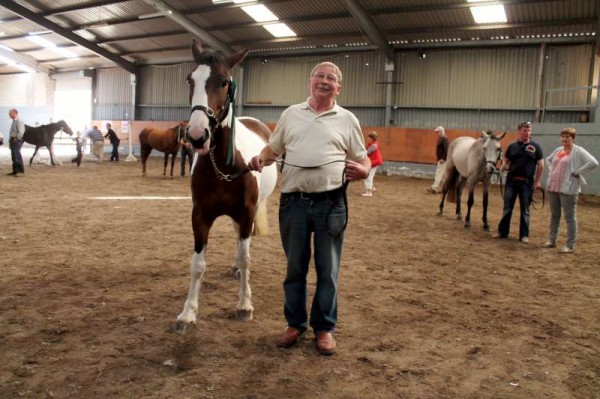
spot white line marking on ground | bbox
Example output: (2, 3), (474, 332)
(91, 196), (191, 200)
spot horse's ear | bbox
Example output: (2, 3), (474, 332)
(192, 39), (204, 63)
(498, 131), (507, 140)
(480, 130), (488, 138)
(227, 49), (249, 69)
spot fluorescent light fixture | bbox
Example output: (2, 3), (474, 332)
(0, 31), (6, 36)
(212, 0), (255, 3)
(264, 23), (296, 38)
(468, 3), (507, 24)
(28, 30), (52, 35)
(52, 47), (79, 59)
(27, 35), (56, 47)
(139, 10), (172, 19)
(241, 5), (278, 22)
(15, 64), (36, 73)
(0, 54), (16, 65)
(0, 43), (14, 52)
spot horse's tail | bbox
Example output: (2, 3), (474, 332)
(252, 199), (269, 236)
(444, 167), (459, 204)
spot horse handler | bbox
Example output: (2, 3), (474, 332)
(7, 108), (25, 176)
(248, 61), (370, 355)
(86, 125), (105, 164)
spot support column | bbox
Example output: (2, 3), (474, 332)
(126, 72), (138, 162)
(534, 43), (547, 122)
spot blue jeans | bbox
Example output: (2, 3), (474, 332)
(278, 193), (346, 333)
(497, 178), (533, 239)
(9, 138), (24, 173)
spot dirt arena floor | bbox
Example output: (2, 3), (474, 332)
(1, 155), (599, 399)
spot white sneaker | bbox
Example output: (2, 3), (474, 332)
(361, 192), (372, 197)
(541, 241), (556, 248)
(559, 246), (574, 254)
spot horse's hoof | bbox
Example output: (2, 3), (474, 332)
(483, 225), (490, 231)
(436, 209), (442, 215)
(236, 309), (253, 321)
(171, 320), (195, 335)
(230, 266), (240, 279)
(464, 223), (471, 229)
(456, 216), (462, 221)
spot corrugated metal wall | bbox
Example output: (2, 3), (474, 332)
(395, 47), (539, 108)
(94, 68), (132, 120)
(92, 44), (594, 130)
(543, 44), (593, 108)
(245, 52), (387, 106)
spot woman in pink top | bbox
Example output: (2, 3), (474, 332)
(542, 127), (598, 253)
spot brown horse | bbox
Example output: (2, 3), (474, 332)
(139, 121), (187, 178)
(172, 40), (277, 334)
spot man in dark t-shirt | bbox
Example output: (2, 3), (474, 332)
(494, 121), (544, 243)
(104, 123), (120, 162)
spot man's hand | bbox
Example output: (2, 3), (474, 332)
(248, 155), (264, 172)
(345, 160), (369, 181)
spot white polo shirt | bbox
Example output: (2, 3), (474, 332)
(268, 99), (367, 193)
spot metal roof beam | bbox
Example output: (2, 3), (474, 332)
(342, 0), (393, 59)
(0, 45), (50, 74)
(140, 0), (233, 56)
(0, 1), (137, 74)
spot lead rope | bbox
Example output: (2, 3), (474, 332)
(225, 79), (237, 167)
(268, 158), (351, 234)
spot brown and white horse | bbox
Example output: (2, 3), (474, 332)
(139, 121), (187, 178)
(173, 40), (277, 334)
(437, 130), (506, 230)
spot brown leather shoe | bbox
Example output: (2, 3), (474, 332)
(277, 327), (302, 348)
(315, 331), (336, 355)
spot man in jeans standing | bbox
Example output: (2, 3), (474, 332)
(248, 62), (370, 355)
(7, 108), (26, 176)
(494, 121), (544, 243)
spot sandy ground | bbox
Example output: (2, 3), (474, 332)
(1, 155), (599, 399)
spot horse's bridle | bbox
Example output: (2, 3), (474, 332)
(189, 78), (247, 181)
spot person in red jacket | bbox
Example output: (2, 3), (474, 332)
(362, 131), (383, 196)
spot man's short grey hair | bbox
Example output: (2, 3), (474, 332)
(310, 62), (342, 83)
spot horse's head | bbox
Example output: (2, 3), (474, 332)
(481, 130), (507, 174)
(58, 120), (74, 136)
(186, 39), (248, 155)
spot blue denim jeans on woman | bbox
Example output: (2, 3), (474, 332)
(278, 193), (346, 334)
(497, 178), (533, 239)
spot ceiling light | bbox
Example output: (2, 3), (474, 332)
(52, 47), (79, 58)
(264, 23), (296, 38)
(0, 54), (16, 65)
(468, 3), (507, 24)
(16, 64), (36, 73)
(28, 30), (52, 36)
(27, 35), (56, 47)
(139, 10), (172, 19)
(241, 5), (277, 22)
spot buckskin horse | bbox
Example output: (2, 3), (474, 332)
(437, 130), (506, 230)
(23, 120), (74, 166)
(173, 40), (277, 334)
(139, 121), (188, 178)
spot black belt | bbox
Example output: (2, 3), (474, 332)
(282, 187), (343, 201)
(509, 175), (529, 181)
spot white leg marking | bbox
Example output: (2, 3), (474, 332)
(236, 238), (254, 313)
(177, 250), (207, 324)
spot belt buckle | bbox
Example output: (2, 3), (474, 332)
(299, 192), (310, 200)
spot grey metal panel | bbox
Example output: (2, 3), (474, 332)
(244, 52), (386, 106)
(543, 44), (593, 107)
(94, 67), (132, 119)
(138, 106), (189, 121)
(138, 63), (194, 105)
(242, 106), (289, 125)
(395, 46), (540, 109)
